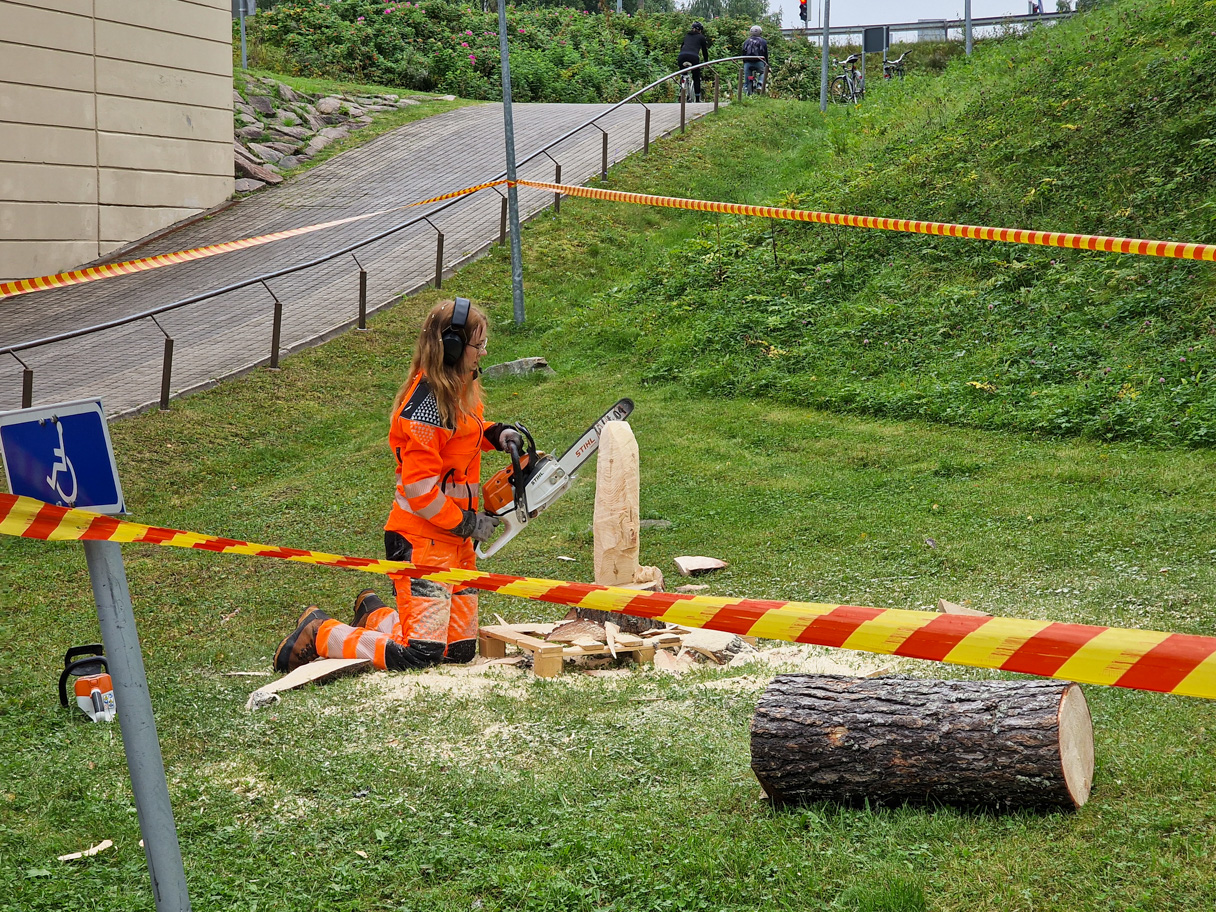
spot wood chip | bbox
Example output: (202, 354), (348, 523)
(673, 556), (728, 576)
(354, 850), (369, 859)
(58, 839), (113, 862)
(605, 622), (620, 658)
(937, 598), (989, 617)
(556, 555), (577, 562)
(653, 650), (695, 674)
(675, 584), (710, 593)
(546, 619), (607, 644)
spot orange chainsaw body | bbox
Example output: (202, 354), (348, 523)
(481, 451), (547, 516)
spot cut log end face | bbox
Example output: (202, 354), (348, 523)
(750, 674), (1095, 812)
(1058, 684), (1095, 807)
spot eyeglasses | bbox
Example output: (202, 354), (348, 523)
(467, 340), (488, 354)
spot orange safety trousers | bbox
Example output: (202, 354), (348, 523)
(314, 535), (478, 668)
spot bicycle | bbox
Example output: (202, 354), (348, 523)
(744, 63), (767, 97)
(882, 50), (909, 80)
(829, 54), (864, 104)
(678, 65), (698, 104)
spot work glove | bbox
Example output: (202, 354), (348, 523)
(456, 508), (503, 543)
(485, 423), (523, 453)
(497, 427), (523, 454)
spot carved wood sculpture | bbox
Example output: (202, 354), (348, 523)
(751, 675), (1094, 811)
(583, 420), (665, 634)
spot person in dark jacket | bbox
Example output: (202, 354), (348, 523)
(742, 25), (769, 95)
(677, 21), (710, 102)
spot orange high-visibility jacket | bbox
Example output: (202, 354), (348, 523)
(385, 371), (496, 545)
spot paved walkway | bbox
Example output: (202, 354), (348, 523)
(0, 101), (713, 416)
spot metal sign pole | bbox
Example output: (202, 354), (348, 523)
(497, 0), (525, 324)
(965, 0), (973, 55)
(85, 540), (192, 912)
(819, 0), (831, 112)
(0, 399), (190, 912)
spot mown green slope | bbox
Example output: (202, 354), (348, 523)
(554, 0), (1216, 445)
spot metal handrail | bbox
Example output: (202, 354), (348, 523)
(1, 56), (760, 360)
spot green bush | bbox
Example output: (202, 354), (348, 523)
(244, 1), (778, 102)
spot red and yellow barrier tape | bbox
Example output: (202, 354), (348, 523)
(3, 491), (1214, 700)
(516, 180), (1216, 263)
(5, 176), (1211, 302)
(0, 181), (504, 301)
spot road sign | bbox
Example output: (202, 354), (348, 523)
(0, 399), (124, 514)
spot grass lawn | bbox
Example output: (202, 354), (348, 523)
(3, 84), (1215, 912)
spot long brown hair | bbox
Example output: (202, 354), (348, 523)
(391, 299), (486, 427)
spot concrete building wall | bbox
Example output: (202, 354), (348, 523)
(0, 0), (233, 281)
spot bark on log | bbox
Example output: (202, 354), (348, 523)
(571, 607), (665, 635)
(751, 675), (1094, 811)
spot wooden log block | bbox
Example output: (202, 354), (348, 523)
(593, 421), (640, 585)
(750, 674), (1094, 811)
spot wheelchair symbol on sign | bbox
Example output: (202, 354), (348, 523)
(45, 418), (79, 505)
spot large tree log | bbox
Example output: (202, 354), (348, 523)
(751, 675), (1094, 811)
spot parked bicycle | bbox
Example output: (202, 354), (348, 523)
(830, 54), (864, 104)
(882, 50), (910, 80)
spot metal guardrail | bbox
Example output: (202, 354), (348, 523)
(783, 10), (1073, 42)
(2, 56), (763, 413)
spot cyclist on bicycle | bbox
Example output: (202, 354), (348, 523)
(677, 21), (710, 103)
(742, 25), (769, 96)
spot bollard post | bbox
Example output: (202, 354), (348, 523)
(499, 197), (507, 246)
(159, 338), (174, 411)
(22, 368), (33, 409)
(434, 231), (445, 289)
(643, 107), (651, 155)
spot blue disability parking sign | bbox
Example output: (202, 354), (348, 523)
(0, 399), (124, 514)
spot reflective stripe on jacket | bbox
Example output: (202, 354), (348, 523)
(385, 372), (495, 544)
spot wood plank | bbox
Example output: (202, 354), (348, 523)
(245, 657), (369, 710)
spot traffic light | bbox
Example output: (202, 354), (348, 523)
(799, 0), (808, 22)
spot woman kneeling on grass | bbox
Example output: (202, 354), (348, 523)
(274, 297), (521, 672)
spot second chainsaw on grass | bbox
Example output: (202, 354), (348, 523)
(477, 398), (634, 560)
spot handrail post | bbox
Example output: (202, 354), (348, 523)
(263, 281), (282, 370)
(499, 196), (507, 246)
(159, 339), (174, 411)
(643, 106), (651, 155)
(434, 230), (445, 289)
(151, 317), (174, 411)
(15, 354), (33, 409)
(352, 253), (368, 331)
(680, 89), (686, 133)
(358, 270), (368, 329)
(714, 73), (720, 112)
(554, 163), (562, 215)
(601, 130), (608, 182)
(738, 67), (744, 102)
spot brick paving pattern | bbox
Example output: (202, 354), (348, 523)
(1, 101), (713, 416)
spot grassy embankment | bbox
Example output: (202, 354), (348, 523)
(2, 1), (1215, 910)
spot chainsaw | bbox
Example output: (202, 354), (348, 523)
(477, 398), (635, 560)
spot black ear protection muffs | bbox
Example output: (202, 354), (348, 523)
(441, 297), (472, 366)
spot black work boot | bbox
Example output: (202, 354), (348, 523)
(352, 589), (387, 628)
(273, 607), (330, 673)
